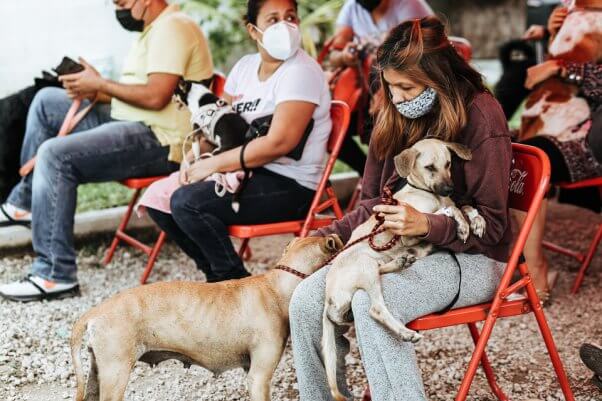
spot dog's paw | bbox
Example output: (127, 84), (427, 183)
(396, 253), (417, 270)
(397, 327), (423, 343)
(456, 219), (470, 243)
(462, 206), (486, 238)
(470, 214), (486, 238)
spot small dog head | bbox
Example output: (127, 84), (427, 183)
(173, 78), (216, 111)
(394, 138), (471, 197)
(278, 235), (343, 276)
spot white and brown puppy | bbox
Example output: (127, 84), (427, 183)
(71, 235), (342, 401)
(322, 138), (486, 401)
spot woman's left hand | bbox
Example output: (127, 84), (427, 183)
(184, 157), (218, 184)
(372, 203), (430, 237)
(525, 60), (562, 89)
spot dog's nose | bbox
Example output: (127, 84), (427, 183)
(438, 184), (454, 197)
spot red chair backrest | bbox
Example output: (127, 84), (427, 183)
(506, 143), (551, 268)
(211, 72), (226, 97)
(332, 68), (363, 110)
(299, 101), (351, 236)
(327, 101), (351, 154)
(508, 143), (550, 213)
(449, 36), (473, 62)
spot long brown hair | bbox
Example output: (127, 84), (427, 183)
(371, 16), (488, 159)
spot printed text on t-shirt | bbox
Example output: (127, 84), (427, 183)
(234, 99), (261, 114)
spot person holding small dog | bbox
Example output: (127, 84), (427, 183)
(0, 0), (213, 302)
(289, 17), (513, 401)
(145, 0), (332, 282)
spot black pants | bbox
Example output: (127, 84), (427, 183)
(147, 168), (315, 282)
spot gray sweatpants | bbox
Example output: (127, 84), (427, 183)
(289, 251), (505, 401)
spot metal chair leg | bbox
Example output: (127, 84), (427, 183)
(467, 323), (508, 401)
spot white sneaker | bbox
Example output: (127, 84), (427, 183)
(0, 275), (79, 302)
(0, 203), (32, 227)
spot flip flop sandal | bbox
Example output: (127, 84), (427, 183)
(536, 270), (560, 306)
(0, 204), (31, 229)
(0, 275), (80, 303)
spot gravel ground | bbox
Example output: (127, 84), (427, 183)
(0, 201), (601, 401)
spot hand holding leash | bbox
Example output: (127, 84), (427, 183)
(373, 202), (430, 237)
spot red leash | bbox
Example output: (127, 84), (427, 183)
(277, 187), (401, 280)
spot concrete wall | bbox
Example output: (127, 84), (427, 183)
(0, 0), (136, 97)
(430, 0), (527, 59)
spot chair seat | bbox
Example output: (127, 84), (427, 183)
(229, 217), (335, 238)
(408, 297), (531, 331)
(555, 176), (602, 189)
(120, 176), (168, 189)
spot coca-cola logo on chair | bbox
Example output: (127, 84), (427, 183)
(510, 168), (528, 196)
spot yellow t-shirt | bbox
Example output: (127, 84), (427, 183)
(110, 4), (213, 162)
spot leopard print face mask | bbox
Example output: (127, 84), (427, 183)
(395, 87), (437, 119)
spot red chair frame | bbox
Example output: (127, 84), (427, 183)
(542, 176), (602, 293)
(362, 144), (575, 401)
(103, 72), (226, 284)
(228, 101), (351, 256)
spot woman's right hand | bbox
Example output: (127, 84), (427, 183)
(179, 148), (195, 185)
(548, 6), (568, 38)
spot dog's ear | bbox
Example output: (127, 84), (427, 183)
(394, 148), (419, 178)
(446, 143), (472, 161)
(326, 234), (343, 252)
(283, 238), (297, 254)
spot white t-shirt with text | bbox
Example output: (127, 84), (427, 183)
(224, 50), (332, 190)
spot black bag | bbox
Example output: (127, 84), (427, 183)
(245, 114), (314, 161)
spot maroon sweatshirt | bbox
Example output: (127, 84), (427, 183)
(316, 92), (514, 262)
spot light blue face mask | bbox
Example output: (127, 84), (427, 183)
(395, 87), (437, 119)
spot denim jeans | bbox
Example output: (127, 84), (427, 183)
(147, 168), (315, 281)
(7, 88), (178, 283)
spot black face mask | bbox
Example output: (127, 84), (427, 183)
(357, 0), (381, 12)
(115, 8), (145, 32)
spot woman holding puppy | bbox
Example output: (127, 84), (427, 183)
(290, 17), (513, 400)
(145, 0), (331, 282)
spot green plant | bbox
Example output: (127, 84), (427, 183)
(178, 0), (343, 69)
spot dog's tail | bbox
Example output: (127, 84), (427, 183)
(322, 310), (347, 401)
(71, 314), (89, 401)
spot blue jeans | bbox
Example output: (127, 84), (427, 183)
(7, 88), (178, 283)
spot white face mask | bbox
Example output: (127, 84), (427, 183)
(254, 21), (301, 61)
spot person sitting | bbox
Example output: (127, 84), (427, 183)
(518, 1), (601, 301)
(0, 0), (213, 302)
(143, 0), (332, 283)
(289, 16), (513, 401)
(328, 0), (433, 176)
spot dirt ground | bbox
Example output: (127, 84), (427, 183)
(0, 201), (601, 401)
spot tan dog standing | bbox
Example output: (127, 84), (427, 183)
(322, 138), (486, 401)
(71, 235), (342, 401)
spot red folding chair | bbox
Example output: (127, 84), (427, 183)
(228, 101), (351, 257)
(103, 72), (226, 285)
(542, 176), (602, 293)
(362, 143), (575, 401)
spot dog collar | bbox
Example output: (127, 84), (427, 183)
(274, 264), (309, 280)
(406, 181), (434, 195)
